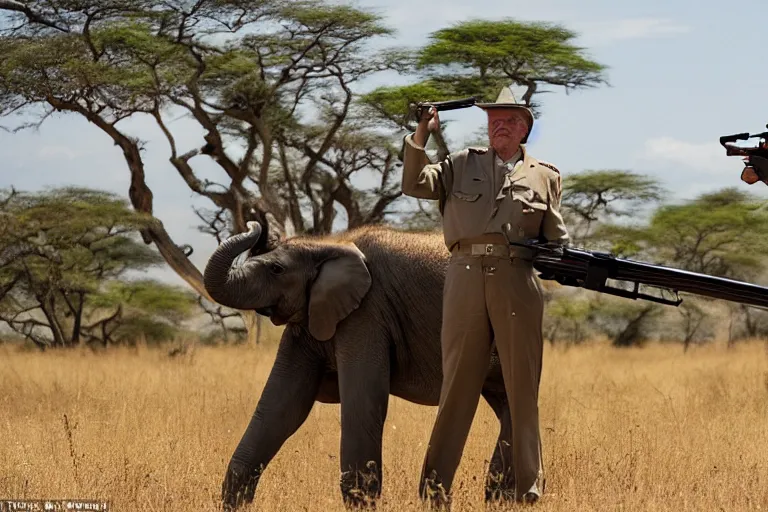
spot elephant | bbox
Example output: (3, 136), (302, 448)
(203, 220), (516, 511)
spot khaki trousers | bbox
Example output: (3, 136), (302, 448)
(420, 247), (545, 503)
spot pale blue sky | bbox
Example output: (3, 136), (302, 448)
(1, 0), (766, 287)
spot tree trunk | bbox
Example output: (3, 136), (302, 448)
(146, 222), (213, 301)
(71, 291), (84, 346)
(45, 92), (273, 344)
(46, 100), (216, 305)
(613, 306), (655, 348)
(39, 294), (67, 347)
(681, 307), (704, 352)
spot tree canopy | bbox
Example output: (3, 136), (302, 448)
(0, 186), (198, 348)
(416, 19), (608, 108)
(361, 19), (608, 136)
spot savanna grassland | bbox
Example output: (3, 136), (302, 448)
(1, 336), (768, 512)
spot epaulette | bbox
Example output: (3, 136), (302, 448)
(467, 146), (490, 154)
(538, 160), (560, 174)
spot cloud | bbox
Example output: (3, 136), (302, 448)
(576, 18), (692, 45)
(640, 137), (733, 174)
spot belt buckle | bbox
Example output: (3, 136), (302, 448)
(470, 243), (501, 256)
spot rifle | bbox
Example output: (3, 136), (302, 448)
(402, 97), (477, 163)
(720, 125), (768, 184)
(502, 226), (768, 310)
(408, 96), (478, 121)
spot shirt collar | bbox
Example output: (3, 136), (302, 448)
(494, 147), (522, 168)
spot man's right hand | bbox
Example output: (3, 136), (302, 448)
(414, 106), (440, 148)
(740, 155), (768, 186)
(741, 166), (767, 185)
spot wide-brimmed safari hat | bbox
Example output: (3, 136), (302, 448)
(476, 86), (534, 142)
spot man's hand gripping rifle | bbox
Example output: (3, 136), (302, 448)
(401, 97), (477, 161)
(720, 125), (768, 185)
(502, 224), (768, 310)
(408, 96), (478, 120)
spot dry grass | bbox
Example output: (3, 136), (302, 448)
(1, 337), (768, 511)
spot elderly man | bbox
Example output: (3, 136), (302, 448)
(400, 86), (569, 507)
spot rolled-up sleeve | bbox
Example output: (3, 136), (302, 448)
(542, 171), (570, 244)
(401, 133), (452, 200)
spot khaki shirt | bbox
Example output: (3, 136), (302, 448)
(401, 133), (570, 251)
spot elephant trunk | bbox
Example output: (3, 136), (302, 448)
(204, 222), (263, 310)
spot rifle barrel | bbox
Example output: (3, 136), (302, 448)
(720, 132), (750, 144)
(417, 97), (477, 112)
(533, 248), (768, 309)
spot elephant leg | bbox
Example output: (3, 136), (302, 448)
(482, 388), (515, 503)
(336, 342), (390, 508)
(222, 329), (323, 511)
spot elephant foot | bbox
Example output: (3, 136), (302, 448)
(419, 470), (451, 511)
(484, 468), (515, 503)
(340, 461), (381, 509)
(221, 460), (262, 511)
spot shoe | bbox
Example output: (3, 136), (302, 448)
(517, 481), (542, 505)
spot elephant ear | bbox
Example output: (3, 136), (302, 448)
(308, 244), (372, 341)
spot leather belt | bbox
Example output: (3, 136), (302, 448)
(450, 235), (532, 259)
(453, 243), (512, 257)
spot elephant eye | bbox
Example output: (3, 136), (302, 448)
(269, 262), (285, 275)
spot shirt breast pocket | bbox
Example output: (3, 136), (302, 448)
(510, 183), (548, 237)
(452, 171), (486, 202)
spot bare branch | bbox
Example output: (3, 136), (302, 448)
(194, 206), (229, 244)
(0, 0), (70, 33)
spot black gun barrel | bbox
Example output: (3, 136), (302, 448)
(720, 132), (750, 144)
(531, 246), (768, 309)
(417, 96), (477, 112)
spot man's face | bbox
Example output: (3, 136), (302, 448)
(487, 109), (530, 148)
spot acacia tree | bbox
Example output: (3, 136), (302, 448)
(416, 19), (608, 108)
(0, 186), (198, 348)
(89, 278), (198, 345)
